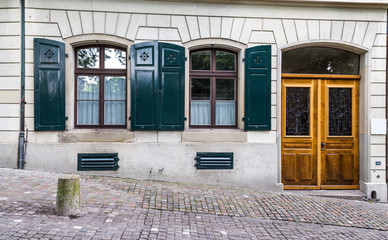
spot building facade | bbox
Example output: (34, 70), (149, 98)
(0, 0), (387, 201)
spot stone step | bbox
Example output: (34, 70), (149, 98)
(284, 190), (366, 201)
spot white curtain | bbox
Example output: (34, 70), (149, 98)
(77, 76), (99, 125)
(104, 77), (126, 125)
(191, 101), (211, 125)
(216, 101), (235, 125)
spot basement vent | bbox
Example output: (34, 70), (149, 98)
(77, 153), (119, 171)
(194, 152), (233, 169)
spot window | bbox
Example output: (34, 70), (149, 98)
(190, 49), (237, 127)
(75, 45), (127, 128)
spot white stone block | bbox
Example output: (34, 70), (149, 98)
(271, 81), (276, 94)
(171, 16), (190, 43)
(0, 104), (19, 117)
(371, 59), (386, 71)
(186, 16), (200, 40)
(221, 17), (233, 39)
(159, 28), (180, 41)
(283, 20), (297, 44)
(134, 131), (157, 142)
(0, 36), (19, 49)
(342, 21), (356, 42)
(67, 11), (83, 36)
(371, 108), (386, 118)
(210, 17), (221, 38)
(371, 83), (386, 96)
(0, 64), (19, 76)
(25, 49), (34, 63)
(271, 118), (276, 131)
(320, 21), (331, 40)
(198, 17), (210, 39)
(330, 21), (343, 41)
(25, 63), (33, 77)
(0, 23), (20, 36)
(271, 69), (277, 80)
(0, 8), (19, 22)
(127, 14), (146, 40)
(105, 13), (118, 36)
(371, 71), (386, 83)
(0, 77), (20, 90)
(25, 9), (49, 22)
(271, 93), (276, 105)
(371, 170), (386, 183)
(271, 57), (277, 70)
(271, 106), (276, 118)
(371, 157), (386, 170)
(51, 10), (72, 38)
(371, 118), (387, 134)
(371, 96), (385, 108)
(352, 22), (368, 46)
(25, 90), (34, 104)
(371, 136), (386, 144)
(249, 31), (275, 44)
(147, 15), (170, 28)
(0, 118), (19, 131)
(307, 20), (319, 40)
(93, 12), (105, 34)
(371, 47), (386, 59)
(80, 11), (93, 34)
(116, 13), (131, 38)
(25, 77), (34, 90)
(158, 132), (181, 143)
(371, 145), (386, 157)
(263, 19), (287, 47)
(230, 18), (244, 42)
(0, 50), (20, 63)
(240, 19), (262, 44)
(374, 34), (386, 47)
(295, 20), (308, 41)
(247, 131), (276, 143)
(136, 27), (158, 40)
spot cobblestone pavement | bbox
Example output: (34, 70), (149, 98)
(0, 168), (387, 239)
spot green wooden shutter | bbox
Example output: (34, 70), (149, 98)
(244, 45), (271, 130)
(130, 41), (159, 130)
(34, 38), (65, 131)
(158, 42), (185, 130)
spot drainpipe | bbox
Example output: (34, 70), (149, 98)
(17, 0), (26, 169)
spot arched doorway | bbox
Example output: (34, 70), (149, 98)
(281, 47), (360, 189)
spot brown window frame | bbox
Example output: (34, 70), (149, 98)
(189, 49), (238, 128)
(74, 45), (127, 128)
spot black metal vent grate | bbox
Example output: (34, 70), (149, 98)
(195, 152), (233, 169)
(78, 153), (119, 171)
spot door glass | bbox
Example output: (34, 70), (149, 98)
(329, 88), (352, 136)
(286, 87), (310, 136)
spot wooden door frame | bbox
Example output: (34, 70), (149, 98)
(281, 73), (361, 190)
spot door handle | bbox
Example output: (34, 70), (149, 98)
(321, 142), (328, 151)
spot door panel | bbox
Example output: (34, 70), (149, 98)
(282, 76), (359, 189)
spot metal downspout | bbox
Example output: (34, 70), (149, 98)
(17, 0), (25, 169)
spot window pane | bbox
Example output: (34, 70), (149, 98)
(77, 101), (99, 125)
(216, 79), (235, 100)
(77, 76), (99, 100)
(216, 102), (235, 125)
(329, 88), (352, 136)
(104, 101), (125, 125)
(191, 51), (211, 70)
(191, 101), (211, 125)
(286, 87), (310, 136)
(77, 48), (100, 68)
(104, 76), (126, 100)
(216, 51), (235, 71)
(282, 47), (359, 75)
(191, 78), (210, 100)
(105, 48), (126, 69)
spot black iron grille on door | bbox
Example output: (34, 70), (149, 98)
(77, 153), (119, 171)
(194, 152), (233, 169)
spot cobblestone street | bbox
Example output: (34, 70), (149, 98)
(0, 168), (387, 239)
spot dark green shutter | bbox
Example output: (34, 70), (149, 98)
(34, 38), (65, 131)
(130, 41), (159, 130)
(158, 43), (185, 130)
(244, 45), (271, 130)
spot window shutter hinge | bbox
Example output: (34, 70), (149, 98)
(128, 117), (131, 121)
(184, 117), (187, 121)
(65, 53), (69, 58)
(185, 57), (187, 61)
(65, 116), (68, 120)
(242, 117), (245, 121)
(128, 56), (131, 60)
(242, 58), (245, 62)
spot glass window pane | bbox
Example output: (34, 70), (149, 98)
(77, 101), (99, 125)
(104, 76), (126, 100)
(104, 101), (125, 125)
(191, 78), (210, 100)
(77, 47), (100, 68)
(105, 48), (126, 69)
(191, 51), (211, 70)
(191, 101), (211, 125)
(282, 47), (359, 75)
(77, 76), (99, 100)
(329, 88), (352, 136)
(216, 51), (236, 71)
(216, 102), (235, 125)
(216, 79), (235, 100)
(286, 87), (310, 136)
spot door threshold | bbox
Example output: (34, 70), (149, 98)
(284, 185), (320, 190)
(284, 185), (359, 190)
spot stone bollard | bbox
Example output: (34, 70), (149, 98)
(56, 175), (80, 216)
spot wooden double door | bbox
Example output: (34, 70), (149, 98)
(281, 74), (359, 189)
